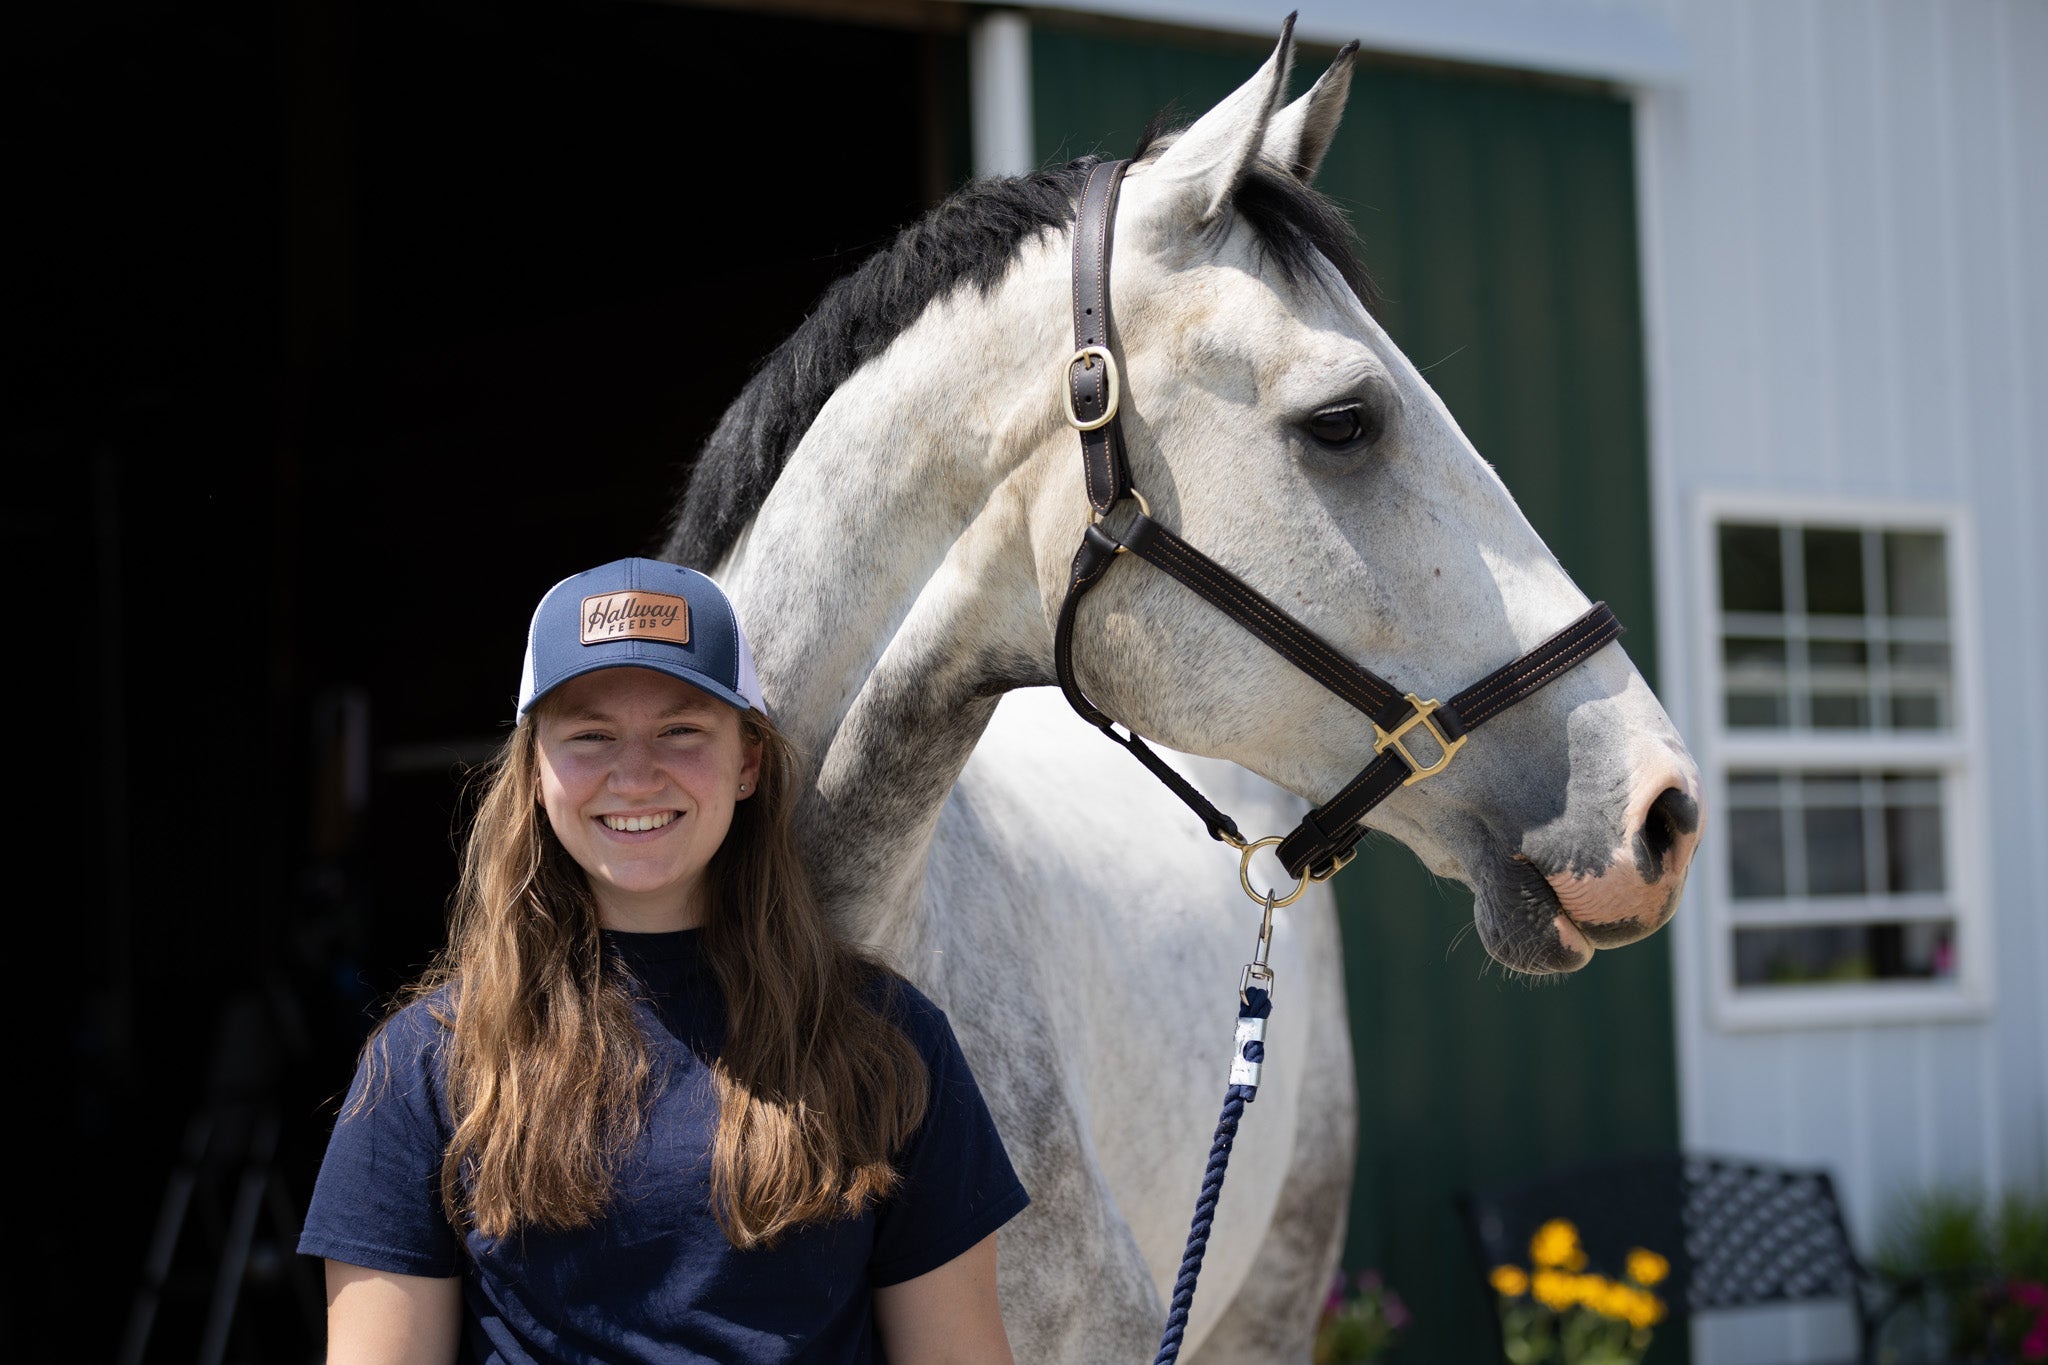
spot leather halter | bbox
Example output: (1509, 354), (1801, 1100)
(1051, 159), (1624, 886)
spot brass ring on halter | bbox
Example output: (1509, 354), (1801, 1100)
(1061, 345), (1121, 431)
(1238, 835), (1310, 909)
(1088, 487), (1151, 554)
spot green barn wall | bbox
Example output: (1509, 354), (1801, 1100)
(1030, 23), (1684, 1364)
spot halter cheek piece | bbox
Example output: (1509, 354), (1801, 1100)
(1051, 159), (1624, 895)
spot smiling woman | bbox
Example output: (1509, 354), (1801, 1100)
(534, 671), (761, 934)
(296, 558), (1028, 1364)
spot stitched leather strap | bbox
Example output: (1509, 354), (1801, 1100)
(1070, 160), (1132, 514)
(1124, 516), (1409, 727)
(1273, 603), (1624, 878)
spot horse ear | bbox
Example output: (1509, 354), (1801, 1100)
(1262, 40), (1357, 183)
(1144, 14), (1296, 223)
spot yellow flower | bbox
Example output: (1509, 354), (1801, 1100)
(1626, 1247), (1670, 1286)
(1587, 1279), (1629, 1321)
(1531, 1269), (1577, 1311)
(1529, 1218), (1585, 1270)
(1490, 1265), (1530, 1297)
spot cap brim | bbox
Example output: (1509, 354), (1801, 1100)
(518, 658), (754, 721)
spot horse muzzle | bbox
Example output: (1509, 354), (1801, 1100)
(1482, 769), (1703, 972)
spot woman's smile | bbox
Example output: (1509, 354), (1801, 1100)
(598, 810), (680, 835)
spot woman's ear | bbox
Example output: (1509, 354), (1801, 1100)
(737, 731), (764, 799)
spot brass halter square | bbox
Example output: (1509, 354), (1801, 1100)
(1372, 693), (1468, 786)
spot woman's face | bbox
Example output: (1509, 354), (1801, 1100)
(534, 667), (762, 932)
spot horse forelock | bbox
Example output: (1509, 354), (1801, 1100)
(663, 122), (1378, 572)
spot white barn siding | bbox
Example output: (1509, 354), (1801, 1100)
(1638, 2), (2048, 1360)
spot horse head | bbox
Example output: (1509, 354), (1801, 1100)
(1023, 25), (1703, 974)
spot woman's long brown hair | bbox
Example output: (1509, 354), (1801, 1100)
(360, 706), (929, 1249)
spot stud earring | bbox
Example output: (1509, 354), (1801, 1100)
(738, 783), (749, 794)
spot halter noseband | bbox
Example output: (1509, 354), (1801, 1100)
(1050, 159), (1624, 895)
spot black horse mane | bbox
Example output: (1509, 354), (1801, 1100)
(662, 123), (1376, 571)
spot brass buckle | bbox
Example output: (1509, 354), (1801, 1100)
(1308, 847), (1356, 882)
(1061, 345), (1121, 431)
(1372, 693), (1467, 786)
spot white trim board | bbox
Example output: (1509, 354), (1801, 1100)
(990, 0), (1688, 85)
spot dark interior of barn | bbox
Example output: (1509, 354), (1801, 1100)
(14, 1), (970, 1356)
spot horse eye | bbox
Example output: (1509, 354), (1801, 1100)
(1304, 404), (1379, 450)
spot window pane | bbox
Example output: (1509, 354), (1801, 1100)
(1809, 693), (1870, 729)
(1734, 921), (1955, 985)
(1803, 528), (1867, 616)
(1719, 523), (1784, 613)
(1727, 692), (1789, 728)
(1889, 640), (1950, 669)
(1880, 772), (1942, 804)
(1729, 809), (1787, 898)
(1885, 531), (1949, 619)
(1803, 804), (1867, 895)
(1885, 802), (1945, 894)
(1728, 771), (1783, 803)
(1890, 694), (1944, 729)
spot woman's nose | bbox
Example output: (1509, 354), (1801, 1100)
(607, 740), (663, 794)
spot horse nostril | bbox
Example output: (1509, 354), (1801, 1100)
(1635, 787), (1700, 882)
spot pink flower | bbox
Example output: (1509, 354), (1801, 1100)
(1323, 1270), (1346, 1317)
(1384, 1292), (1411, 1330)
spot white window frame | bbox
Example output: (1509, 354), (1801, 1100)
(1692, 492), (1993, 1031)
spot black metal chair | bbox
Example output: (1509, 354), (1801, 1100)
(1458, 1152), (1902, 1364)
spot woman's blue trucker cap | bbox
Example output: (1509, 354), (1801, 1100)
(516, 558), (765, 720)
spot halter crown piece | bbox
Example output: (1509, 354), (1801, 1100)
(1050, 159), (1625, 898)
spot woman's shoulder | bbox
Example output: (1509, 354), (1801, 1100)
(364, 984), (458, 1066)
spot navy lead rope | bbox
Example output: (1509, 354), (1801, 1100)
(1152, 898), (1278, 1365)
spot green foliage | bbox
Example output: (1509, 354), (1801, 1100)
(1878, 1186), (2048, 1287)
(1877, 1186), (1996, 1285)
(1873, 1184), (2048, 1363)
(1994, 1193), (2048, 1284)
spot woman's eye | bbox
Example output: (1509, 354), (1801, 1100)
(1304, 404), (1378, 449)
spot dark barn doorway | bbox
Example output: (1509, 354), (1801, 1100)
(15, 1), (968, 1358)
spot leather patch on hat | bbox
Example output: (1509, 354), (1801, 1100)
(581, 592), (690, 645)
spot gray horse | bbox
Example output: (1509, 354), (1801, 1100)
(664, 22), (1702, 1361)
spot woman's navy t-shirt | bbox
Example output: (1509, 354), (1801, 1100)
(298, 930), (1029, 1363)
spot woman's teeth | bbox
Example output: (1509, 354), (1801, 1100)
(601, 812), (675, 832)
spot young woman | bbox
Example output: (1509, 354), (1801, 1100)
(299, 558), (1028, 1364)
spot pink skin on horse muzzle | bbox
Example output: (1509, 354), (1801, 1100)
(1542, 762), (1704, 956)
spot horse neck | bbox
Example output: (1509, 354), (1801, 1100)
(719, 257), (1069, 952)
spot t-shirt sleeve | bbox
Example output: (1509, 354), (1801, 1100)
(867, 984), (1031, 1287)
(297, 1001), (464, 1278)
